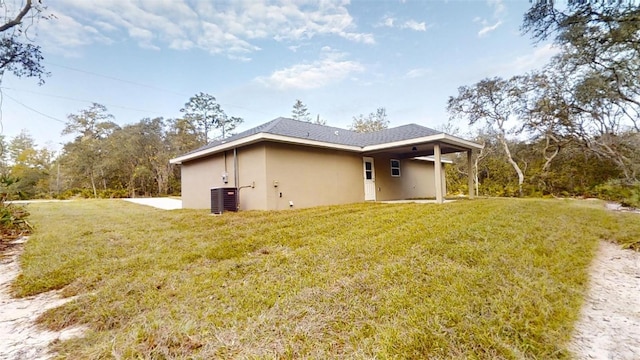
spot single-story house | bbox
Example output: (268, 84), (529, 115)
(170, 117), (482, 210)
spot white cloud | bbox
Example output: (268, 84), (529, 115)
(405, 68), (431, 78)
(256, 50), (364, 90)
(37, 10), (112, 56)
(475, 0), (506, 38)
(377, 15), (427, 32)
(506, 44), (560, 74)
(488, 0), (506, 18)
(43, 0), (374, 60)
(401, 20), (427, 31)
(484, 44), (559, 78)
(478, 20), (502, 37)
(341, 32), (376, 44)
(379, 15), (395, 28)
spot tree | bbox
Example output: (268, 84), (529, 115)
(104, 118), (171, 196)
(166, 118), (205, 153)
(523, 1), (640, 181)
(0, 0), (48, 85)
(61, 103), (119, 198)
(448, 77), (527, 196)
(351, 107), (389, 133)
(291, 99), (311, 122)
(180, 92), (243, 141)
(223, 116), (243, 139)
(314, 114), (327, 125)
(519, 72), (574, 177)
(4, 130), (52, 199)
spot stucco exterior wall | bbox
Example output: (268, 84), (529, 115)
(180, 144), (268, 210)
(400, 159), (446, 198)
(235, 144), (268, 210)
(264, 142), (363, 210)
(372, 157), (446, 200)
(180, 155), (225, 209)
(180, 143), (448, 210)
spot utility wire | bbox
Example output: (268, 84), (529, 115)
(42, 61), (272, 116)
(2, 92), (67, 124)
(44, 61), (189, 97)
(1, 86), (166, 115)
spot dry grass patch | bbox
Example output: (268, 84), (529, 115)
(12, 198), (640, 359)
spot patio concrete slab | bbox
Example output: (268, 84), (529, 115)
(122, 197), (182, 210)
(380, 199), (456, 204)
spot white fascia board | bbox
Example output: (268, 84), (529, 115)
(263, 133), (362, 152)
(362, 133), (483, 152)
(441, 134), (485, 150)
(362, 134), (445, 152)
(170, 133), (362, 164)
(412, 156), (454, 164)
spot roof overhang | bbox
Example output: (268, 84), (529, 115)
(170, 132), (483, 165)
(412, 156), (454, 164)
(170, 133), (362, 164)
(361, 133), (483, 159)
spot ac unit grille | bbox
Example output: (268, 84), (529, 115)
(211, 187), (238, 214)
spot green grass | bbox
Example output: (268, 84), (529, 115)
(12, 198), (640, 359)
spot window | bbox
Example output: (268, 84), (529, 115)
(390, 159), (400, 177)
(365, 161), (373, 180)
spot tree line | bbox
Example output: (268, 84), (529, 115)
(0, 97), (392, 199)
(0, 92), (245, 199)
(1, 1), (638, 207)
(445, 1), (640, 206)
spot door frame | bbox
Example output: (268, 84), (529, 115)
(363, 157), (376, 201)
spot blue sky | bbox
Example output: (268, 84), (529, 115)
(1, 0), (557, 152)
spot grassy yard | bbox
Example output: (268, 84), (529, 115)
(12, 198), (640, 359)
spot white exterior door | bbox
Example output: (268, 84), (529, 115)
(363, 157), (376, 201)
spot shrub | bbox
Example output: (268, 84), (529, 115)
(98, 189), (130, 199)
(619, 182), (640, 208)
(594, 180), (640, 208)
(0, 198), (33, 240)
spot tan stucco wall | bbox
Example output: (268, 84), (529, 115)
(235, 145), (268, 210)
(264, 142), (363, 210)
(180, 142), (448, 210)
(180, 145), (268, 209)
(372, 157), (446, 200)
(180, 155), (226, 209)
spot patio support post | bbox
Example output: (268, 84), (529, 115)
(467, 150), (475, 199)
(434, 143), (443, 204)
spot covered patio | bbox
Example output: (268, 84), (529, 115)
(361, 133), (483, 204)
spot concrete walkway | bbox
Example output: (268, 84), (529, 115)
(122, 197), (182, 210)
(380, 199), (456, 204)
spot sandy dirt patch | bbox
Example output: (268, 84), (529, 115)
(569, 241), (640, 359)
(0, 238), (85, 360)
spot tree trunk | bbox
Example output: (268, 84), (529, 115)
(90, 171), (97, 198)
(101, 168), (107, 190)
(474, 156), (480, 196)
(498, 134), (525, 196)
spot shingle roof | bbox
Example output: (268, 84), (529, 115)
(183, 117), (442, 156)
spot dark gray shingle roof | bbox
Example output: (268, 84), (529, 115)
(183, 117), (442, 156)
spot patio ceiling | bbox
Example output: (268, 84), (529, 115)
(362, 137), (482, 159)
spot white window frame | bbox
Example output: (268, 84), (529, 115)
(390, 159), (401, 177)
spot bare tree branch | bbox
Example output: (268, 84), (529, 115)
(0, 0), (33, 33)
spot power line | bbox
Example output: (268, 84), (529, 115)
(1, 86), (166, 115)
(1, 92), (67, 124)
(43, 61), (189, 97)
(42, 61), (273, 116)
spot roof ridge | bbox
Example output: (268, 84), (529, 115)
(262, 117), (287, 132)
